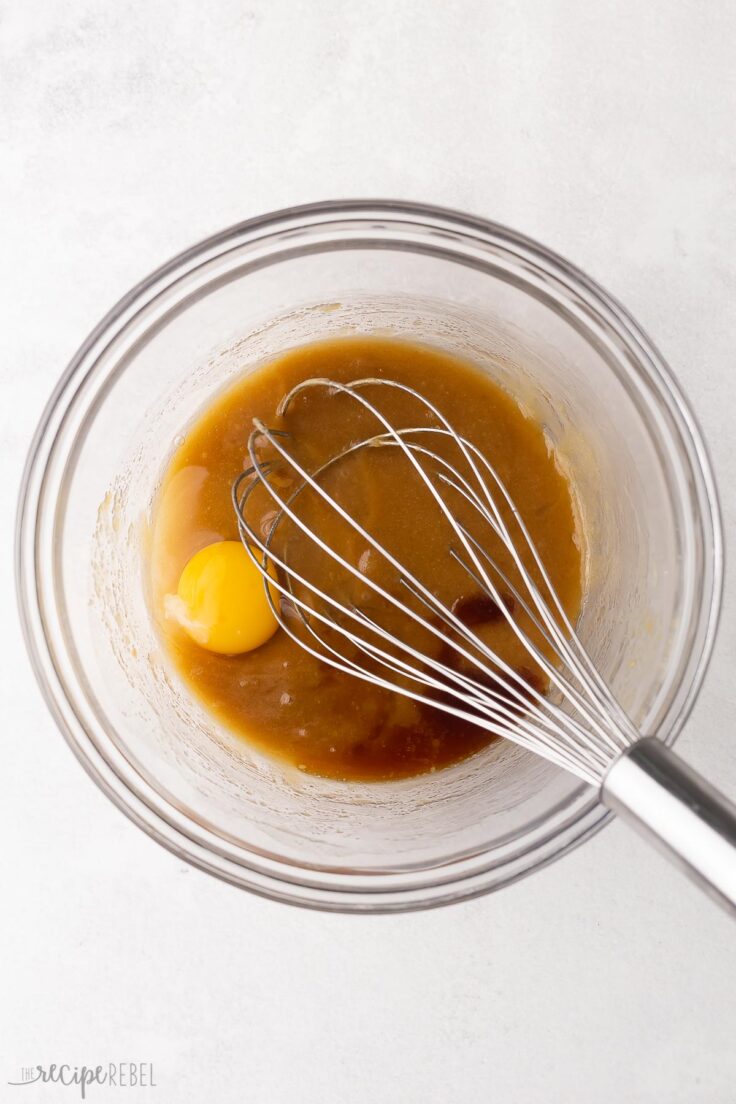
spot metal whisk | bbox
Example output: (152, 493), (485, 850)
(233, 377), (736, 914)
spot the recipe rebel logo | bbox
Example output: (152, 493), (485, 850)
(8, 1063), (157, 1097)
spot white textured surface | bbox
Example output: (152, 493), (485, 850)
(2, 1), (736, 1101)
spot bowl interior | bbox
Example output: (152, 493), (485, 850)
(26, 209), (718, 903)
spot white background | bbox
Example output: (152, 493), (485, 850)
(2, 2), (736, 1101)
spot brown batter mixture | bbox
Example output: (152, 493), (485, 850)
(150, 337), (582, 781)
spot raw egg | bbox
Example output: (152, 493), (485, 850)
(171, 540), (279, 655)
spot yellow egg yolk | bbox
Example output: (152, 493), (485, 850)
(171, 540), (279, 655)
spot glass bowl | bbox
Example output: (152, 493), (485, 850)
(16, 201), (722, 912)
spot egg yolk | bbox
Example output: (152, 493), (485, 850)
(172, 540), (279, 655)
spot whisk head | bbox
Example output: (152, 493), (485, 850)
(232, 377), (638, 785)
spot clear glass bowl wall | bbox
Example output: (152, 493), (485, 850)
(17, 203), (721, 910)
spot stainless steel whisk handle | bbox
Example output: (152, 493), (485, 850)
(602, 738), (736, 915)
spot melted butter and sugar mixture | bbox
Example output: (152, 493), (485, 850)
(150, 338), (582, 781)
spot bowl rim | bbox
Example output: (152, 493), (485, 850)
(15, 199), (724, 912)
